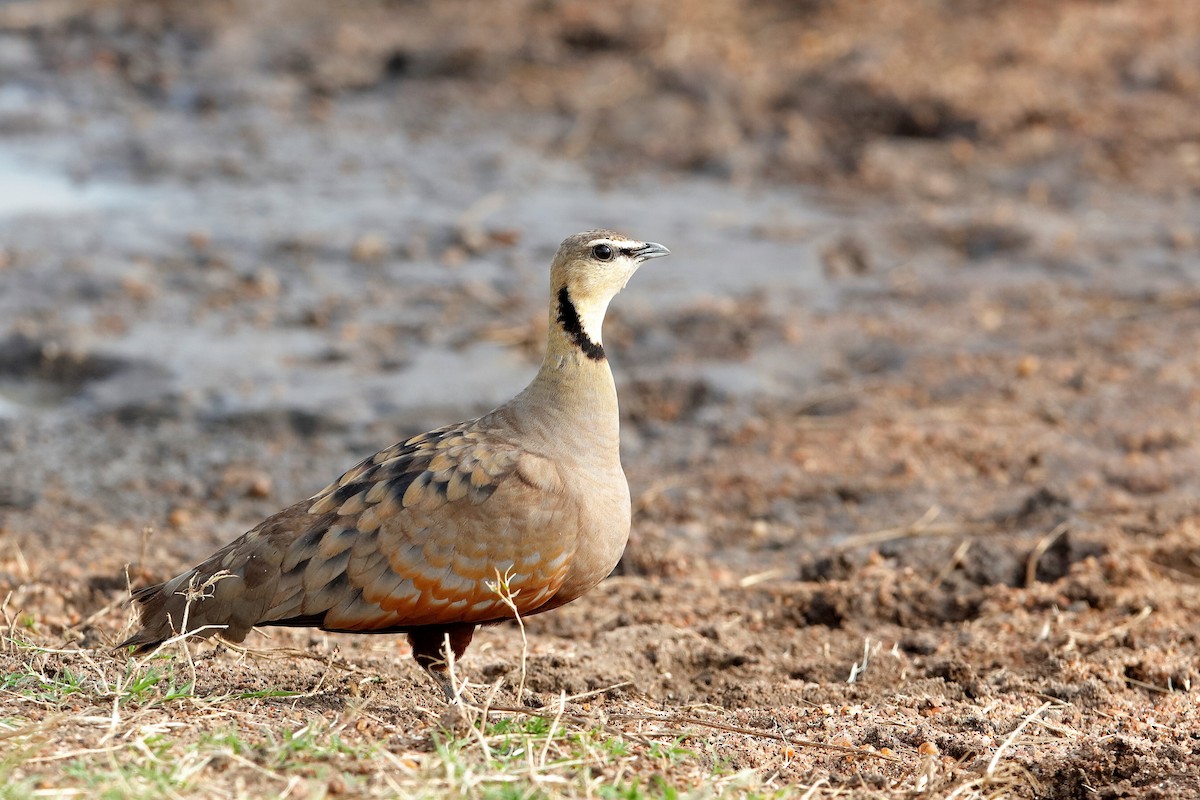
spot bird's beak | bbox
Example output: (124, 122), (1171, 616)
(632, 242), (670, 262)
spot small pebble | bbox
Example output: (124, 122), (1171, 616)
(351, 233), (388, 263)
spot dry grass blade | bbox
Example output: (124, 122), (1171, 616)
(487, 568), (529, 702)
(738, 568), (787, 588)
(471, 703), (659, 748)
(933, 539), (972, 586)
(798, 778), (831, 799)
(608, 711), (902, 762)
(1068, 606), (1153, 647)
(1025, 522), (1070, 587)
(834, 505), (962, 550)
(62, 592), (128, 637)
(0, 713), (72, 743)
(987, 703), (1050, 777)
(223, 642), (386, 680)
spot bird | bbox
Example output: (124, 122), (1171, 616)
(118, 230), (670, 699)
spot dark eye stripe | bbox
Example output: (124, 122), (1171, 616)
(619, 247), (635, 257)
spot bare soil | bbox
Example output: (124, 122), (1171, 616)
(1, 1), (1198, 797)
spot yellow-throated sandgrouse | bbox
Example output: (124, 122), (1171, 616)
(119, 230), (670, 698)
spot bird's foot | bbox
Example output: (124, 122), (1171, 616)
(428, 667), (476, 706)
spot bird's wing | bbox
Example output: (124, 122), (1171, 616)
(270, 419), (578, 633)
(246, 421), (575, 632)
(123, 420), (576, 649)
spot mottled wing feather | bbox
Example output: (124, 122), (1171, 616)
(314, 441), (576, 628)
(120, 419), (575, 652)
(268, 421), (573, 630)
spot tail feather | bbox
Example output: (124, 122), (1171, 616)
(116, 582), (173, 654)
(117, 572), (232, 654)
(117, 551), (267, 654)
(116, 513), (304, 654)
(117, 502), (368, 655)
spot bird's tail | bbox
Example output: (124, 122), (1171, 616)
(116, 581), (178, 654)
(116, 563), (246, 654)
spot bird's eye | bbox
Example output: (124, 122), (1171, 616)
(591, 243), (614, 261)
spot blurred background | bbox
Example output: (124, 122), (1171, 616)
(1, 1), (1199, 791)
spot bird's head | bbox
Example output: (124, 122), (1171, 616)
(550, 229), (669, 303)
(547, 230), (670, 359)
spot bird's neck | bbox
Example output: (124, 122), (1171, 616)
(550, 285), (609, 361)
(511, 287), (621, 450)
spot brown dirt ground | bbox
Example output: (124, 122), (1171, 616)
(1, 1), (1199, 797)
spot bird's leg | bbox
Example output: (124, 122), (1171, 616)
(408, 624), (476, 703)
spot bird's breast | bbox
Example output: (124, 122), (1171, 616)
(542, 464), (631, 609)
